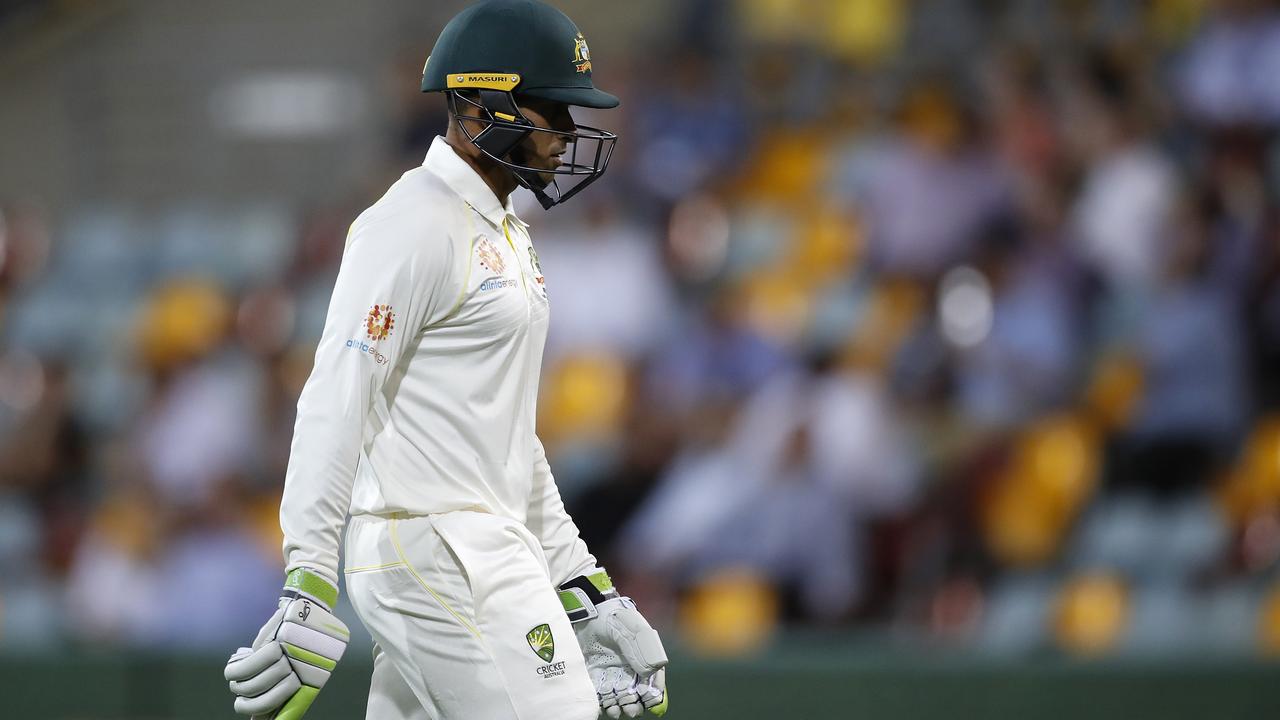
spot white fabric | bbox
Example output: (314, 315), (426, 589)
(573, 597), (668, 718)
(280, 136), (596, 588)
(291, 659), (332, 691)
(276, 622), (347, 663)
(226, 642), (289, 696)
(344, 512), (598, 720)
(365, 643), (431, 720)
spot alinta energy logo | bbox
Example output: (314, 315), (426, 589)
(480, 277), (518, 292)
(345, 338), (388, 365)
(346, 304), (394, 365)
(366, 304), (396, 341)
(477, 236), (506, 275)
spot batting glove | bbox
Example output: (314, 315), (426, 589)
(561, 572), (669, 718)
(224, 568), (350, 720)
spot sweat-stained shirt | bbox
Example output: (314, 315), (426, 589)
(280, 136), (596, 590)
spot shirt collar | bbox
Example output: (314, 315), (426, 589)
(422, 136), (528, 230)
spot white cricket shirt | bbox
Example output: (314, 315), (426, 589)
(280, 137), (596, 589)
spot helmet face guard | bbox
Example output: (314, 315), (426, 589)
(447, 89), (616, 209)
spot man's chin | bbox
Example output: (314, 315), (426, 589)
(515, 168), (555, 191)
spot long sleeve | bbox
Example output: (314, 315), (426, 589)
(526, 434), (599, 586)
(280, 211), (460, 587)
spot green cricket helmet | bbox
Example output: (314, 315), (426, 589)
(422, 0), (619, 209)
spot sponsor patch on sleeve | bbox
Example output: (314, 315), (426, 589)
(366, 304), (396, 341)
(343, 304), (395, 365)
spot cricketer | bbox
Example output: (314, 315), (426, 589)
(221, 2), (669, 718)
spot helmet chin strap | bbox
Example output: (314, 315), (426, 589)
(506, 144), (559, 209)
(513, 173), (559, 210)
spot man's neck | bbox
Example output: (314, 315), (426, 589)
(444, 134), (517, 208)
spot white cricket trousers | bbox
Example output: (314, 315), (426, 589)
(344, 511), (598, 720)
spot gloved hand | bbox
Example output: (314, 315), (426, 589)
(561, 572), (668, 718)
(224, 568), (350, 720)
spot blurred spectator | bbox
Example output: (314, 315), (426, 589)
(132, 280), (262, 508)
(1117, 188), (1251, 494)
(629, 49), (751, 203)
(951, 215), (1084, 428)
(845, 82), (1012, 278)
(646, 286), (791, 415)
(7, 365), (86, 570)
(1179, 0), (1280, 126)
(536, 198), (677, 361)
(1067, 51), (1177, 294)
(624, 356), (918, 622)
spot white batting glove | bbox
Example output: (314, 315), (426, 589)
(560, 572), (669, 718)
(224, 568), (350, 720)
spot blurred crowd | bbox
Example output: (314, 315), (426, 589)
(4, 0), (1280, 659)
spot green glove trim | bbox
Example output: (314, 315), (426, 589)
(273, 685), (320, 720)
(284, 568), (338, 609)
(559, 590), (585, 613)
(650, 687), (668, 717)
(587, 571), (614, 593)
(282, 642), (338, 671)
(558, 570), (621, 623)
(320, 621), (351, 640)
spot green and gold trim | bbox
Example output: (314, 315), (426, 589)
(284, 568), (338, 610)
(558, 570), (619, 623)
(274, 686), (320, 720)
(282, 642), (337, 671)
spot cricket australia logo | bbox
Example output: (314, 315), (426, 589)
(528, 244), (547, 295)
(528, 623), (566, 678)
(527, 624), (555, 663)
(572, 32), (592, 74)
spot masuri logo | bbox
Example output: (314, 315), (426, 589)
(526, 623), (555, 663)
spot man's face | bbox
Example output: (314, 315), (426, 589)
(511, 97), (575, 184)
